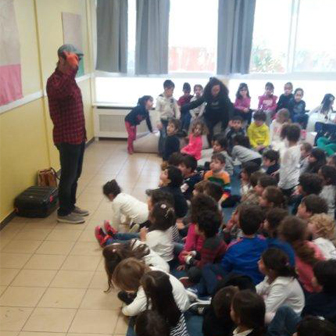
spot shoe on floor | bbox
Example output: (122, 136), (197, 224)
(94, 226), (111, 247)
(104, 220), (118, 237)
(57, 213), (85, 224)
(72, 206), (90, 216)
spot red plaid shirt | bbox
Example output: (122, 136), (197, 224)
(46, 68), (86, 145)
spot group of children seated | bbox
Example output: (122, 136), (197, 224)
(95, 79), (336, 336)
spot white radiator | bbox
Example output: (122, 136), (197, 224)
(94, 106), (155, 138)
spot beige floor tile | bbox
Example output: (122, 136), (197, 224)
(24, 255), (66, 270)
(69, 242), (102, 256)
(15, 229), (51, 241)
(67, 334), (112, 336)
(80, 289), (121, 310)
(53, 223), (87, 231)
(0, 307), (33, 331)
(46, 230), (82, 242)
(0, 287), (45, 307)
(22, 222), (57, 230)
(61, 255), (101, 271)
(23, 308), (76, 332)
(114, 315), (129, 335)
(69, 309), (118, 334)
(36, 241), (75, 255)
(11, 270), (57, 287)
(0, 269), (20, 286)
(89, 271), (108, 290)
(0, 240), (12, 251)
(38, 288), (86, 308)
(0, 253), (31, 269)
(0, 285), (7, 296)
(1, 331), (20, 336)
(77, 229), (97, 242)
(50, 270), (94, 289)
(19, 332), (65, 336)
(2, 240), (43, 254)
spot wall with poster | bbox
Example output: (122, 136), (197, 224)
(0, 0), (96, 223)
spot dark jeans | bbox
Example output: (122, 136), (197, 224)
(266, 306), (301, 336)
(158, 119), (169, 155)
(201, 263), (227, 295)
(234, 108), (252, 125)
(56, 142), (85, 216)
(204, 118), (228, 145)
(181, 111), (192, 131)
(106, 233), (140, 245)
(292, 113), (309, 129)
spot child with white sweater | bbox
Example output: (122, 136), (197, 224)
(308, 214), (336, 259)
(257, 248), (305, 323)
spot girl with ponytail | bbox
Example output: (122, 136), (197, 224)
(124, 95), (154, 154)
(256, 248), (304, 323)
(279, 216), (325, 293)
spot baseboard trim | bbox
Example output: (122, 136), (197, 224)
(0, 137), (95, 231)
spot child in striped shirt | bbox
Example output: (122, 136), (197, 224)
(204, 153), (231, 204)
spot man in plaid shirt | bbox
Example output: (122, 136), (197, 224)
(46, 44), (88, 224)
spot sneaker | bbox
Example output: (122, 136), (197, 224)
(129, 223), (140, 233)
(94, 226), (111, 247)
(57, 213), (85, 224)
(72, 206), (90, 217)
(104, 220), (118, 237)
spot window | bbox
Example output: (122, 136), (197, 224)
(168, 0), (218, 73)
(250, 0), (292, 73)
(294, 0), (336, 72)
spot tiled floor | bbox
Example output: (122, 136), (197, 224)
(0, 140), (162, 336)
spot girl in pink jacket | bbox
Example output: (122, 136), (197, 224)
(181, 121), (207, 160)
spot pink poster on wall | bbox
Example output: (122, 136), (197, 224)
(0, 0), (23, 106)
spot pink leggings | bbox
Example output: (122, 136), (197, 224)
(125, 122), (136, 153)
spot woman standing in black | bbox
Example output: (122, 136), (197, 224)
(182, 77), (233, 144)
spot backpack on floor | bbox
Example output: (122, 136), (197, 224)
(14, 186), (58, 218)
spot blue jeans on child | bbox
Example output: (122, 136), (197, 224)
(266, 306), (301, 336)
(106, 232), (140, 245)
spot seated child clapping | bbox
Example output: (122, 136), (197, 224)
(308, 214), (336, 259)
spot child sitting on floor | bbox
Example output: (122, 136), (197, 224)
(308, 214), (336, 259)
(163, 118), (181, 162)
(262, 150), (280, 176)
(141, 271), (189, 336)
(319, 165), (336, 217)
(306, 148), (327, 174)
(242, 171), (265, 205)
(102, 179), (149, 230)
(180, 210), (227, 287)
(279, 216), (325, 293)
(276, 82), (293, 112)
(225, 115), (245, 151)
(270, 108), (290, 147)
(259, 186), (286, 210)
(181, 120), (207, 160)
(247, 110), (270, 152)
(178, 154), (202, 201)
(254, 175), (277, 198)
(190, 84), (205, 123)
(231, 135), (262, 166)
(159, 165), (188, 218)
(258, 81), (278, 125)
(300, 142), (313, 174)
(230, 290), (266, 336)
(112, 258), (189, 317)
(204, 153), (231, 204)
(297, 194), (329, 220)
(240, 161), (261, 198)
(199, 135), (234, 176)
(257, 248), (304, 323)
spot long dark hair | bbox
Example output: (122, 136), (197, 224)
(308, 148), (327, 174)
(321, 94), (335, 113)
(236, 83), (250, 99)
(203, 77), (229, 102)
(279, 216), (321, 266)
(149, 201), (175, 231)
(262, 248), (297, 278)
(141, 270), (181, 328)
(103, 241), (150, 292)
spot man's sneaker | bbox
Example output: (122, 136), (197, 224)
(57, 213), (85, 224)
(94, 226), (111, 247)
(72, 206), (90, 217)
(104, 220), (118, 237)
